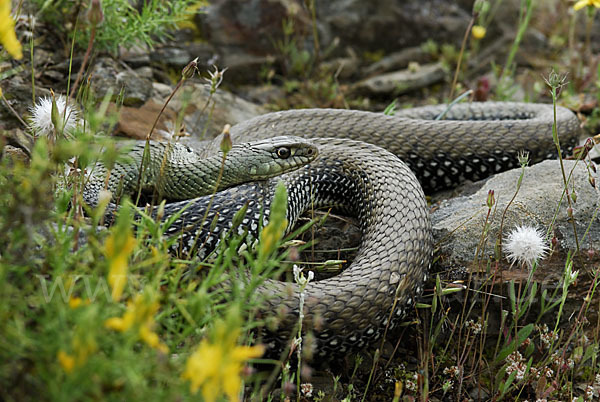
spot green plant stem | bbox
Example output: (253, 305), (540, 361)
(497, 0), (534, 92)
(549, 86), (580, 252)
(449, 14), (476, 100)
(306, 0), (320, 64)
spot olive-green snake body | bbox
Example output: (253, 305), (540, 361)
(87, 102), (581, 355)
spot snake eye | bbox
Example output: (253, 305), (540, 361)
(276, 147), (291, 159)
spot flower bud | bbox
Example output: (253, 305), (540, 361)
(220, 124), (232, 155)
(587, 248), (595, 260)
(181, 57), (198, 81)
(552, 235), (559, 250)
(486, 189), (495, 208)
(49, 89), (63, 138)
(86, 0), (104, 26)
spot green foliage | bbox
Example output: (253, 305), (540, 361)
(28, 0), (205, 54)
(0, 120), (296, 399)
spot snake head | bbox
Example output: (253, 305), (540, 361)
(236, 136), (319, 179)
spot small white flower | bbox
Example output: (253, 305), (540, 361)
(300, 383), (313, 397)
(293, 265), (314, 287)
(504, 225), (549, 269)
(204, 65), (227, 92)
(29, 95), (81, 140)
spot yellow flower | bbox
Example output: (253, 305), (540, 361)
(57, 332), (97, 374)
(104, 229), (136, 301)
(0, 0), (22, 59)
(573, 0), (600, 10)
(182, 323), (264, 401)
(471, 25), (486, 40)
(105, 293), (168, 353)
(139, 325), (168, 354)
(68, 296), (90, 308)
(57, 350), (75, 373)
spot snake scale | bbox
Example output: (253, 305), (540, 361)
(88, 102), (581, 355)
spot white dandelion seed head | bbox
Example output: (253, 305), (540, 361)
(504, 225), (549, 269)
(29, 95), (81, 140)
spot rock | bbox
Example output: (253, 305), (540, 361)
(196, 0), (309, 55)
(431, 159), (600, 268)
(195, 0), (474, 81)
(90, 58), (153, 106)
(167, 82), (268, 146)
(319, 55), (361, 80)
(353, 62), (446, 95)
(150, 46), (195, 69)
(111, 81), (268, 143)
(218, 51), (276, 84)
(363, 46), (433, 76)
(119, 44), (151, 68)
(113, 100), (177, 141)
(134, 66), (154, 80)
(2, 144), (29, 164)
(3, 128), (34, 155)
(0, 77), (52, 130)
(151, 83), (174, 100)
(240, 85), (287, 106)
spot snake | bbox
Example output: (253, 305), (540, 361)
(83, 136), (318, 208)
(87, 102), (581, 355)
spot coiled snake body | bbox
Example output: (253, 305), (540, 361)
(89, 102), (581, 355)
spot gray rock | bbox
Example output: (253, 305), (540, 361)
(119, 44), (151, 68)
(363, 46), (433, 76)
(354, 62), (446, 95)
(166, 83), (268, 146)
(196, 0), (474, 69)
(115, 71), (154, 106)
(89, 58), (153, 106)
(150, 47), (195, 69)
(432, 159), (600, 267)
(315, 0), (472, 53)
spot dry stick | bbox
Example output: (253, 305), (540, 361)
(0, 92), (29, 129)
(69, 25), (95, 99)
